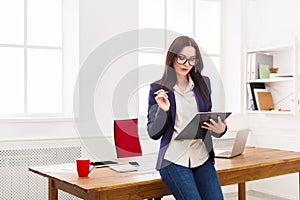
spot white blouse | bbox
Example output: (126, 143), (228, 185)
(164, 76), (209, 168)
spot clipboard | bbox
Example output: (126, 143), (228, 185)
(174, 112), (232, 140)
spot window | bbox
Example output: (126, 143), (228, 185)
(196, 0), (220, 74)
(138, 0), (221, 115)
(138, 0), (166, 116)
(0, 0), (78, 117)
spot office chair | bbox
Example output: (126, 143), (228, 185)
(114, 118), (142, 158)
(113, 118), (162, 200)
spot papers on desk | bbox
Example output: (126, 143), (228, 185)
(109, 164), (139, 172)
(42, 163), (77, 173)
(40, 161), (144, 173)
(92, 160), (140, 172)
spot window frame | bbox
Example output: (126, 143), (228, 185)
(0, 0), (79, 121)
(138, 0), (221, 116)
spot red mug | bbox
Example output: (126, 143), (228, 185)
(76, 158), (94, 177)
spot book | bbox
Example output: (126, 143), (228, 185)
(248, 53), (273, 80)
(259, 64), (270, 79)
(248, 82), (265, 110)
(250, 53), (258, 79)
(246, 83), (255, 110)
(246, 54), (252, 80)
(256, 53), (273, 79)
(253, 89), (274, 110)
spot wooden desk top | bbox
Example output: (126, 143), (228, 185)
(216, 147), (300, 185)
(29, 147), (300, 193)
(29, 153), (162, 193)
(216, 146), (300, 171)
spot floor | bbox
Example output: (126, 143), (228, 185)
(161, 190), (291, 200)
(223, 190), (291, 200)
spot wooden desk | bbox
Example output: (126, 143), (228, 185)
(29, 147), (300, 200)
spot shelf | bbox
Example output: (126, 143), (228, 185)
(247, 44), (293, 53)
(245, 40), (299, 116)
(247, 77), (294, 83)
(247, 110), (293, 115)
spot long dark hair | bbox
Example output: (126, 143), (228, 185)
(159, 36), (209, 101)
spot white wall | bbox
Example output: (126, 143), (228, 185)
(246, 1), (300, 198)
(245, 0), (300, 149)
(221, 0), (248, 131)
(222, 0), (300, 199)
(76, 0), (139, 159)
(247, 0), (300, 49)
(78, 0), (139, 131)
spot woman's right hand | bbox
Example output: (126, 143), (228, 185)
(154, 89), (170, 112)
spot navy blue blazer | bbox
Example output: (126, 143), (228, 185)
(147, 76), (225, 170)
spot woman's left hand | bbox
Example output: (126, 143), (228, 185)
(201, 116), (227, 134)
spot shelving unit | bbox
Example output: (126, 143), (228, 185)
(247, 77), (294, 83)
(246, 110), (293, 115)
(245, 39), (300, 115)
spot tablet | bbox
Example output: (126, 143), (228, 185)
(174, 112), (232, 140)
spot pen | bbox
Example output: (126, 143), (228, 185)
(154, 90), (169, 95)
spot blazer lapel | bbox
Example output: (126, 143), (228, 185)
(168, 91), (176, 124)
(193, 87), (206, 112)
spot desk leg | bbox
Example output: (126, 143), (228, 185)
(48, 178), (58, 200)
(238, 182), (246, 200)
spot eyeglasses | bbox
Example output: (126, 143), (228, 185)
(176, 54), (199, 66)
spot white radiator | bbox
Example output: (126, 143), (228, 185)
(0, 145), (82, 200)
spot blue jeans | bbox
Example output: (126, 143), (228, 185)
(159, 159), (224, 200)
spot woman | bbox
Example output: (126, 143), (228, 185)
(147, 36), (227, 200)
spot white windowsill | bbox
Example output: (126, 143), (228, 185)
(0, 115), (75, 123)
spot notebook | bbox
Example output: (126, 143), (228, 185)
(214, 129), (249, 158)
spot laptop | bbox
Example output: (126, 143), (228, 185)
(214, 129), (249, 158)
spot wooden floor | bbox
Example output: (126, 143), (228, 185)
(223, 190), (291, 200)
(162, 190), (291, 200)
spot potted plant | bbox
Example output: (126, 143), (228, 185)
(269, 67), (279, 78)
